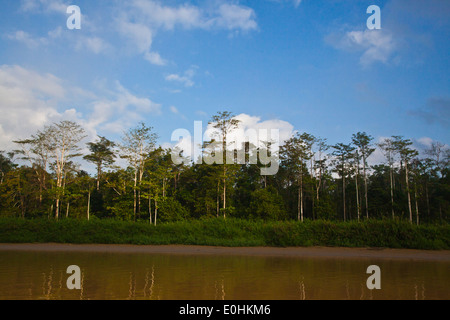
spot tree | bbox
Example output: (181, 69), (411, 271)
(119, 122), (158, 220)
(209, 111), (241, 219)
(378, 137), (397, 219)
(352, 132), (375, 219)
(425, 141), (446, 175)
(393, 136), (419, 224)
(13, 132), (53, 204)
(312, 138), (329, 203)
(280, 133), (315, 222)
(84, 136), (116, 191)
(353, 149), (361, 221)
(249, 186), (286, 220)
(0, 151), (15, 185)
(41, 121), (86, 219)
(332, 143), (356, 221)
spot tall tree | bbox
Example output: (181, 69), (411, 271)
(209, 111), (240, 219)
(281, 133), (315, 222)
(332, 143), (356, 222)
(0, 151), (15, 185)
(378, 137), (397, 219)
(352, 132), (375, 219)
(353, 149), (361, 221)
(84, 136), (116, 191)
(393, 136), (419, 224)
(13, 132), (53, 204)
(44, 121), (86, 219)
(425, 141), (446, 175)
(119, 122), (158, 220)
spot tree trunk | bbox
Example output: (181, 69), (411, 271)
(390, 165), (395, 219)
(301, 169), (304, 222)
(223, 167), (227, 219)
(87, 190), (91, 221)
(343, 163), (346, 222)
(149, 196), (152, 224)
(133, 170), (137, 221)
(39, 178), (43, 204)
(163, 179), (166, 198)
(97, 163), (101, 191)
(154, 199), (158, 226)
(217, 180), (220, 218)
(66, 202), (69, 218)
(405, 160), (413, 224)
(363, 153), (369, 220)
(425, 182), (430, 218)
(414, 188), (419, 226)
(55, 198), (60, 220)
(356, 168), (360, 222)
(298, 183), (301, 222)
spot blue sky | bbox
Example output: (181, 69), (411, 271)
(0, 0), (449, 163)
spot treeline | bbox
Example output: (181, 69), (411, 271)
(0, 112), (449, 225)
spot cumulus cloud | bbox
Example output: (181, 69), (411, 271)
(0, 65), (161, 151)
(170, 113), (294, 160)
(326, 29), (397, 67)
(117, 0), (258, 65)
(0, 65), (72, 150)
(213, 4), (258, 31)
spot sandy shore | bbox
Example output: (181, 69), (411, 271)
(0, 243), (449, 261)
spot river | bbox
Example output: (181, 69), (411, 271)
(0, 244), (448, 300)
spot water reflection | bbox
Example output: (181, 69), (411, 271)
(0, 250), (448, 300)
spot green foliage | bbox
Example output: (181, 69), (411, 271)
(249, 187), (287, 220)
(1, 118), (449, 236)
(157, 197), (189, 223)
(0, 218), (448, 250)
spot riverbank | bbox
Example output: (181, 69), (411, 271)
(0, 218), (449, 250)
(0, 243), (449, 261)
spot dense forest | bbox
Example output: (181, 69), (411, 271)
(1, 111), (449, 225)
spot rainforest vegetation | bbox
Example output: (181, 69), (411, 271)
(0, 111), (449, 237)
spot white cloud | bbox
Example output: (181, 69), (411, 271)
(327, 29), (397, 66)
(118, 20), (154, 54)
(231, 114), (294, 146)
(165, 66), (198, 87)
(48, 26), (63, 39)
(117, 1), (258, 65)
(75, 36), (110, 54)
(20, 0), (68, 14)
(170, 106), (179, 114)
(88, 81), (162, 134)
(129, 0), (205, 30)
(417, 137), (434, 149)
(170, 113), (295, 160)
(213, 4), (258, 32)
(144, 51), (167, 66)
(0, 65), (71, 150)
(0, 65), (162, 152)
(6, 30), (48, 48)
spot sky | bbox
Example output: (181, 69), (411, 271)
(0, 0), (449, 169)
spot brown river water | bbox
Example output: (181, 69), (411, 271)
(0, 244), (448, 300)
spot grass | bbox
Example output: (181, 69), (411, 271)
(0, 217), (448, 250)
